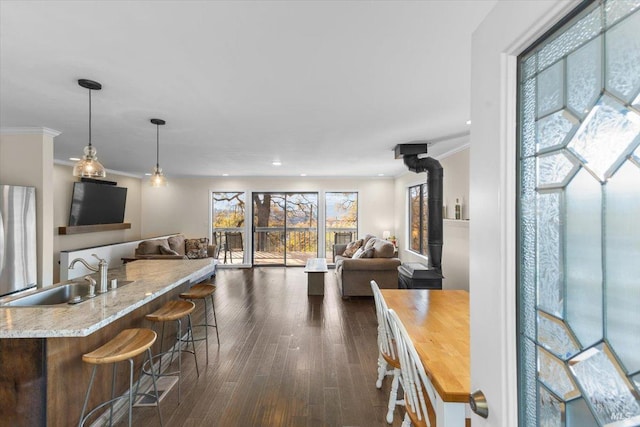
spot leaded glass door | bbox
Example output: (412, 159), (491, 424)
(517, 1), (640, 425)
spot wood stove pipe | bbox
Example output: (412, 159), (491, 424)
(402, 154), (443, 272)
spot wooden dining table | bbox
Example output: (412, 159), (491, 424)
(381, 289), (470, 427)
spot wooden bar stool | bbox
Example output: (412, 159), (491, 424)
(143, 300), (199, 403)
(79, 328), (162, 427)
(179, 282), (220, 364)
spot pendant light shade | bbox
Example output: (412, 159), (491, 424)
(150, 118), (167, 187)
(73, 79), (106, 178)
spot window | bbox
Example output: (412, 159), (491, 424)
(517, 1), (640, 425)
(325, 192), (358, 262)
(212, 192), (246, 264)
(408, 183), (428, 255)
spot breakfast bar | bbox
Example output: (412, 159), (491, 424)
(381, 289), (470, 427)
(0, 259), (216, 426)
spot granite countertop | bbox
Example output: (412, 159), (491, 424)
(0, 259), (216, 339)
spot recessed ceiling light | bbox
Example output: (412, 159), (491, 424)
(466, 120), (471, 125)
(300, 173), (307, 177)
(69, 157), (81, 161)
(144, 173), (152, 176)
(222, 173), (229, 176)
(378, 173), (385, 177)
(272, 161), (282, 166)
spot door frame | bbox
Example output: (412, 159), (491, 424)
(251, 191), (319, 266)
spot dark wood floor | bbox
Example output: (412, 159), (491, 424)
(116, 267), (405, 427)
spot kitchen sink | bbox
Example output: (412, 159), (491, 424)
(0, 280), (135, 307)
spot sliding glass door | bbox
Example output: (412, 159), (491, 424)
(252, 192), (318, 266)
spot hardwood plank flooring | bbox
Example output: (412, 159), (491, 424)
(115, 267), (405, 426)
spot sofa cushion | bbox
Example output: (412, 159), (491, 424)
(185, 237), (209, 259)
(137, 238), (170, 255)
(168, 234), (186, 256)
(159, 245), (180, 256)
(371, 238), (395, 258)
(342, 239), (363, 258)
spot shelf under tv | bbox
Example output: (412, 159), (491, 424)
(58, 223), (131, 235)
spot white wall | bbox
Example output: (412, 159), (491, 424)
(53, 164), (142, 281)
(469, 1), (579, 425)
(141, 176), (395, 257)
(393, 146), (470, 290)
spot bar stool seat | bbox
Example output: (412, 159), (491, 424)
(79, 328), (162, 427)
(143, 299), (199, 403)
(180, 283), (220, 364)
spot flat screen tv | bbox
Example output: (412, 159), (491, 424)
(68, 182), (127, 226)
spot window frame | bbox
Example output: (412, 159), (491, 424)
(408, 183), (428, 256)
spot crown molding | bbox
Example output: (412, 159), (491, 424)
(0, 127), (61, 137)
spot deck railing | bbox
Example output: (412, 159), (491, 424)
(213, 227), (357, 264)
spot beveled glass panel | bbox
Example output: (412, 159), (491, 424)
(536, 110), (579, 152)
(522, 78), (537, 158)
(605, 0), (640, 28)
(568, 344), (640, 425)
(522, 53), (537, 82)
(536, 191), (563, 318)
(566, 36), (602, 120)
(521, 157), (537, 340)
(565, 169), (602, 348)
(605, 161), (640, 374)
(539, 347), (580, 400)
(537, 61), (565, 118)
(537, 151), (579, 188)
(539, 384), (564, 427)
(522, 338), (538, 427)
(538, 6), (602, 72)
(566, 398), (599, 427)
(633, 373), (640, 392)
(567, 94), (640, 181)
(605, 9), (640, 102)
(538, 311), (580, 360)
(632, 146), (640, 169)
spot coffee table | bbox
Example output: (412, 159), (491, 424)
(304, 258), (328, 296)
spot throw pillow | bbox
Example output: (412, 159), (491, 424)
(185, 237), (209, 259)
(364, 237), (378, 251)
(353, 247), (375, 259)
(167, 234), (186, 256)
(342, 239), (363, 258)
(361, 234), (376, 248)
(352, 247), (365, 259)
(159, 246), (179, 256)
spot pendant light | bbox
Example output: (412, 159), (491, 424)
(150, 118), (167, 187)
(73, 79), (106, 178)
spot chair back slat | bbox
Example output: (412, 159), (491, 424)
(370, 281), (396, 360)
(387, 308), (438, 426)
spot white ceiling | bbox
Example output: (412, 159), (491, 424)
(0, 1), (496, 178)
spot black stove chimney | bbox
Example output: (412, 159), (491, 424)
(395, 143), (443, 273)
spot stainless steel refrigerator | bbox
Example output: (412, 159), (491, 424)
(0, 185), (37, 297)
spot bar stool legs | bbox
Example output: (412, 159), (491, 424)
(143, 300), (199, 404)
(79, 328), (162, 427)
(180, 283), (220, 365)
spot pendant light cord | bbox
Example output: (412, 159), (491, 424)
(88, 89), (92, 148)
(156, 124), (160, 169)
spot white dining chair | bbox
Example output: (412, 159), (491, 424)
(387, 308), (437, 427)
(371, 280), (404, 423)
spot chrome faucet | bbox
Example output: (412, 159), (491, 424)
(69, 254), (108, 293)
